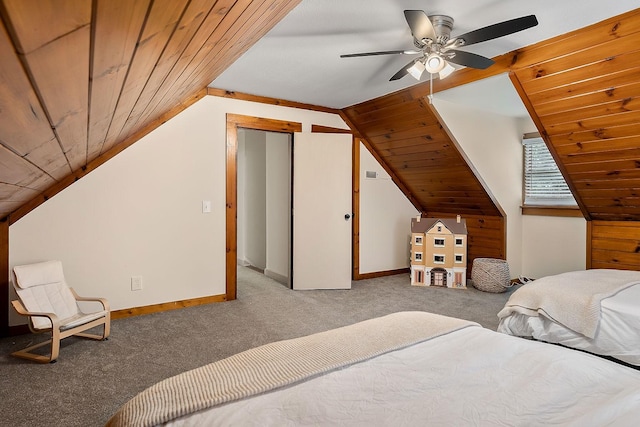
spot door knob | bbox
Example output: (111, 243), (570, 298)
(344, 213), (351, 220)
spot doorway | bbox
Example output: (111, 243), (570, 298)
(237, 128), (292, 288)
(225, 114), (354, 299)
(225, 115), (302, 300)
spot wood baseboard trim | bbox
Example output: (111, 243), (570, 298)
(355, 268), (409, 281)
(111, 294), (227, 320)
(8, 324), (30, 336)
(8, 294), (227, 335)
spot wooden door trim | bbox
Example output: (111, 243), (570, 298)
(225, 114), (302, 301)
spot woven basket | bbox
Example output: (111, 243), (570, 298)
(471, 258), (512, 293)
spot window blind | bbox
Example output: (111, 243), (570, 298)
(523, 137), (576, 206)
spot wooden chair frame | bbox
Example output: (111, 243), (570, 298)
(11, 288), (110, 363)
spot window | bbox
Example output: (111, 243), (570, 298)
(455, 238), (463, 246)
(434, 238), (445, 247)
(455, 254), (463, 263)
(437, 226), (442, 232)
(434, 255), (445, 264)
(523, 136), (576, 206)
(415, 236), (423, 245)
(415, 252), (423, 261)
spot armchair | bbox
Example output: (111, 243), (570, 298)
(10, 260), (110, 363)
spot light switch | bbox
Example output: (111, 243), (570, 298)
(131, 276), (143, 291)
(202, 200), (211, 213)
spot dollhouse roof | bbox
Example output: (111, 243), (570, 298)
(411, 217), (467, 235)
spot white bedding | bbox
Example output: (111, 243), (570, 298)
(498, 270), (640, 366)
(164, 318), (640, 426)
(105, 313), (640, 427)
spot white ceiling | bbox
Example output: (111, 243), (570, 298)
(436, 73), (528, 118)
(211, 0), (639, 110)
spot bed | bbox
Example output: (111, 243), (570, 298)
(107, 311), (640, 426)
(498, 269), (640, 366)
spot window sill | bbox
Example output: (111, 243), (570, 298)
(521, 205), (583, 218)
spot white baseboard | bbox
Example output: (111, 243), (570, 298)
(264, 269), (288, 285)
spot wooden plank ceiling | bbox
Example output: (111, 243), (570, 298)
(0, 0), (300, 222)
(342, 87), (507, 263)
(344, 8), (640, 225)
(343, 96), (502, 218)
(1, 1), (639, 238)
(512, 8), (640, 222)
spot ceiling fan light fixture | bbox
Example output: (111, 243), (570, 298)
(438, 62), (456, 79)
(407, 60), (426, 80)
(342, 10), (538, 83)
(425, 53), (446, 73)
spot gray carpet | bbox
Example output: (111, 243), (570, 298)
(0, 267), (513, 427)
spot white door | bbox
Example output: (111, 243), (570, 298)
(293, 132), (352, 290)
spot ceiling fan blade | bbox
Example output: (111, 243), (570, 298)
(389, 60), (416, 81)
(340, 49), (420, 58)
(454, 15), (538, 47)
(446, 50), (494, 69)
(404, 10), (436, 41)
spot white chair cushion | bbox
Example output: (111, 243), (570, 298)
(14, 261), (79, 330)
(14, 260), (65, 289)
(59, 310), (108, 331)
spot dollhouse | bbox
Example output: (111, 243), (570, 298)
(410, 215), (468, 288)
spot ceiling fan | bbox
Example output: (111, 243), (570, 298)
(340, 10), (538, 81)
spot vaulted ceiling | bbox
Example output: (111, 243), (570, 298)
(346, 8), (640, 224)
(0, 0), (300, 222)
(1, 0), (639, 229)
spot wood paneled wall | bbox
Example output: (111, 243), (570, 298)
(588, 221), (640, 270)
(342, 78), (507, 266)
(342, 96), (503, 217)
(428, 212), (505, 274)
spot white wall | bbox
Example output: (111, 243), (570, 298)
(7, 89), (586, 323)
(241, 129), (267, 270)
(522, 215), (586, 278)
(237, 131), (247, 265)
(9, 95), (417, 323)
(359, 142), (419, 273)
(265, 132), (291, 281)
(10, 98), (226, 320)
(431, 97), (586, 279)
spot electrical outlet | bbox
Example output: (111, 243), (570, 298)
(131, 276), (143, 291)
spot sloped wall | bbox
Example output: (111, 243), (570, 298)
(359, 142), (419, 274)
(432, 97), (586, 278)
(8, 95), (418, 323)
